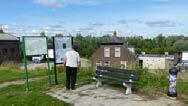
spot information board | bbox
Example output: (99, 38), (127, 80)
(24, 37), (47, 56)
(23, 36), (52, 91)
(54, 36), (72, 64)
(182, 52), (188, 62)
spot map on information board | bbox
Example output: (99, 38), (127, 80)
(54, 36), (72, 64)
(24, 37), (47, 56)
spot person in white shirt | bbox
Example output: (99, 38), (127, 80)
(64, 45), (81, 90)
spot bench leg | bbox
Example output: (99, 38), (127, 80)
(96, 80), (102, 88)
(93, 77), (102, 88)
(123, 83), (132, 95)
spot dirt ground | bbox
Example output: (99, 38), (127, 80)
(47, 83), (185, 106)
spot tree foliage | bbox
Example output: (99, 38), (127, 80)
(50, 33), (187, 58)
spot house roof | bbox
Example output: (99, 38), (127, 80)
(0, 30), (19, 41)
(102, 31), (123, 45)
(138, 54), (173, 57)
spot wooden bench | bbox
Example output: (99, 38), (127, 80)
(93, 66), (141, 95)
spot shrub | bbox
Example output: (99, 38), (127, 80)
(136, 68), (168, 95)
(0, 61), (20, 70)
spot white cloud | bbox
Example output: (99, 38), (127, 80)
(2, 25), (9, 29)
(34, 0), (63, 7)
(33, 0), (172, 8)
(33, 0), (121, 8)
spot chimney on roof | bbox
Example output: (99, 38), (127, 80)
(0, 24), (4, 33)
(113, 31), (117, 37)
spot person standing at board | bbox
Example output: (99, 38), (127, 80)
(64, 45), (81, 90)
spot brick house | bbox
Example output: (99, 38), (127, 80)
(0, 29), (21, 64)
(91, 31), (136, 69)
(174, 51), (182, 65)
(174, 51), (188, 67)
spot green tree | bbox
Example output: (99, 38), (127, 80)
(173, 39), (188, 51)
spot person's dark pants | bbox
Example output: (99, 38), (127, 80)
(66, 66), (77, 90)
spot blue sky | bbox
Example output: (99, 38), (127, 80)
(0, 0), (188, 37)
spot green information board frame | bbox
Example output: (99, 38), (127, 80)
(23, 36), (52, 91)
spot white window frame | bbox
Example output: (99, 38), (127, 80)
(115, 47), (121, 57)
(104, 47), (110, 57)
(120, 61), (127, 69)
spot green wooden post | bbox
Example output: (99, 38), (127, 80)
(23, 36), (29, 91)
(46, 37), (52, 85)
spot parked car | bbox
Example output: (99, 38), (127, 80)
(32, 55), (44, 63)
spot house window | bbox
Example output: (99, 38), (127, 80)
(63, 43), (66, 49)
(115, 47), (120, 57)
(120, 61), (127, 69)
(104, 61), (110, 66)
(104, 47), (110, 57)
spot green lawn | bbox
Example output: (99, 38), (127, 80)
(0, 67), (48, 82)
(2, 65), (187, 105)
(0, 78), (71, 106)
(0, 67), (94, 106)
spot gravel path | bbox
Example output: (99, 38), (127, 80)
(20, 58), (91, 70)
(47, 83), (184, 106)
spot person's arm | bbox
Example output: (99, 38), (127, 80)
(77, 54), (81, 70)
(78, 61), (81, 70)
(63, 54), (67, 68)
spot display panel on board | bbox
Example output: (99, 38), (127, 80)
(54, 36), (72, 64)
(24, 37), (47, 56)
(182, 52), (188, 61)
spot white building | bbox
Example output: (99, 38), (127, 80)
(138, 55), (173, 70)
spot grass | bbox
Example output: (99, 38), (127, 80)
(137, 69), (169, 95)
(0, 67), (48, 83)
(177, 80), (188, 104)
(0, 66), (94, 106)
(0, 61), (53, 82)
(54, 67), (94, 86)
(0, 78), (71, 106)
(1, 62), (187, 105)
(136, 68), (188, 104)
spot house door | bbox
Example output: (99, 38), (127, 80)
(139, 60), (143, 68)
(120, 61), (127, 69)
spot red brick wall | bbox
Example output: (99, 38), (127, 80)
(174, 52), (182, 65)
(91, 45), (136, 69)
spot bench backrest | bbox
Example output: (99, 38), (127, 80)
(96, 66), (141, 83)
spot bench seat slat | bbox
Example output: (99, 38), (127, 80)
(94, 75), (137, 83)
(95, 70), (140, 81)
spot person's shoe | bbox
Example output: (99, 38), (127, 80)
(168, 97), (176, 100)
(71, 88), (76, 90)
